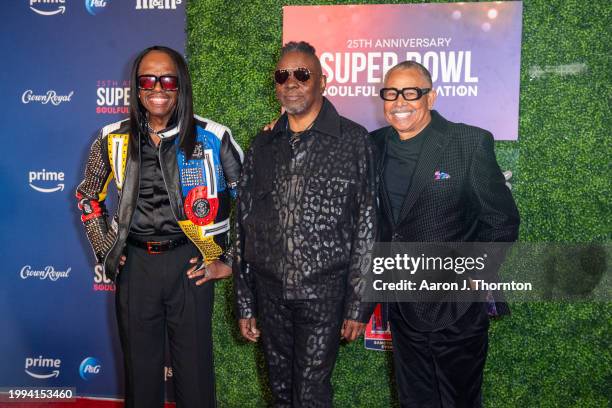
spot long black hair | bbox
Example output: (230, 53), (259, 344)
(128, 45), (196, 160)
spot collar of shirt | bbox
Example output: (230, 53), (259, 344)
(142, 120), (180, 140)
(141, 122), (180, 148)
(267, 97), (342, 143)
(156, 124), (179, 139)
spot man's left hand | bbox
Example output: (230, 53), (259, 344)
(186, 259), (232, 286)
(341, 319), (366, 343)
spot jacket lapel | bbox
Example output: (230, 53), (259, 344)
(377, 128), (396, 227)
(395, 123), (448, 226)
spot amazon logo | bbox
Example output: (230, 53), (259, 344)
(29, 169), (65, 193)
(25, 356), (61, 379)
(29, 0), (66, 16)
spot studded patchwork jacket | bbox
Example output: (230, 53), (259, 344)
(76, 116), (243, 281)
(233, 98), (378, 323)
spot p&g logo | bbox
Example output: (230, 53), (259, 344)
(85, 0), (109, 16)
(79, 357), (102, 380)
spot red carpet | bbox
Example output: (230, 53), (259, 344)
(0, 398), (176, 407)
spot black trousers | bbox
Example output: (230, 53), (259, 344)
(116, 241), (216, 408)
(257, 289), (345, 408)
(389, 302), (489, 408)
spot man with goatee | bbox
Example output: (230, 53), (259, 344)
(233, 41), (377, 408)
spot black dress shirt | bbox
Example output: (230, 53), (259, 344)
(383, 124), (429, 222)
(129, 135), (182, 236)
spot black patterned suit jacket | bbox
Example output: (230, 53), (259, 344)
(371, 110), (520, 331)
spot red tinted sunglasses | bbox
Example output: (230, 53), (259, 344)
(138, 75), (179, 91)
(274, 68), (311, 85)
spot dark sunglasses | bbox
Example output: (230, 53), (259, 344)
(274, 68), (311, 85)
(138, 75), (179, 91)
(379, 87), (431, 101)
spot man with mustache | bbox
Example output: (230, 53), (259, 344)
(233, 41), (377, 407)
(371, 61), (519, 407)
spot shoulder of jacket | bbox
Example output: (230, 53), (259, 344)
(339, 115), (368, 137)
(100, 118), (130, 140)
(369, 126), (390, 139)
(194, 115), (231, 141)
(442, 115), (489, 137)
(243, 131), (267, 152)
(444, 119), (492, 149)
(368, 126), (389, 151)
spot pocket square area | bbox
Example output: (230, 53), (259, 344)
(434, 170), (451, 180)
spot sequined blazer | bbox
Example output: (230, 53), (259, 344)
(371, 110), (519, 330)
(233, 98), (378, 323)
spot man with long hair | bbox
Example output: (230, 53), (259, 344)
(76, 45), (243, 407)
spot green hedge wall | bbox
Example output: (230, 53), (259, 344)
(186, 0), (611, 406)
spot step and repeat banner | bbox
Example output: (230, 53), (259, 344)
(283, 2), (523, 140)
(0, 0), (185, 399)
(0, 0), (522, 399)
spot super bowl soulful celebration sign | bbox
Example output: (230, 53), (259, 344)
(0, 1), (184, 399)
(283, 2), (522, 350)
(283, 2), (523, 141)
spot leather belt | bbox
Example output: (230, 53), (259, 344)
(127, 236), (189, 254)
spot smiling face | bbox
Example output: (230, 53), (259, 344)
(383, 67), (437, 140)
(275, 51), (325, 117)
(137, 50), (178, 127)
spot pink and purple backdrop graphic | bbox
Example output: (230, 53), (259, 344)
(283, 2), (523, 140)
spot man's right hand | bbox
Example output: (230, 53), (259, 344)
(239, 318), (260, 342)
